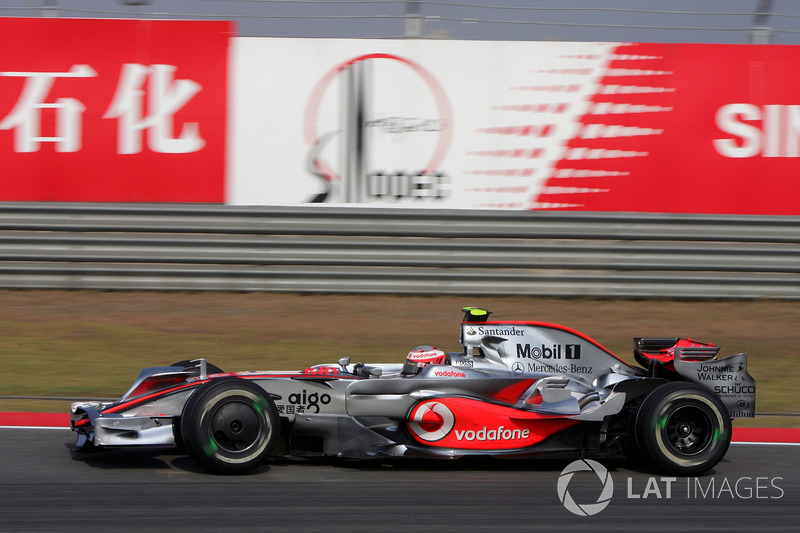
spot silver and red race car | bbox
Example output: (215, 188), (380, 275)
(70, 307), (756, 475)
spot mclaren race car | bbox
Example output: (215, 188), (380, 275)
(70, 307), (756, 475)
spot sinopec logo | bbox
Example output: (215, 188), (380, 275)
(303, 53), (453, 204)
(516, 344), (581, 360)
(714, 103), (800, 158)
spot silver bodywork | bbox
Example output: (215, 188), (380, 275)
(71, 310), (756, 462)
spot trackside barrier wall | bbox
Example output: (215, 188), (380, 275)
(0, 203), (798, 299)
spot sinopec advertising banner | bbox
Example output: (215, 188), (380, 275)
(229, 39), (800, 214)
(3, 24), (800, 215)
(0, 18), (231, 202)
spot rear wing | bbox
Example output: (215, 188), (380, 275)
(634, 337), (755, 418)
(674, 352), (756, 418)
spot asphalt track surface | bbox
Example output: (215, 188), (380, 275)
(1, 426), (798, 533)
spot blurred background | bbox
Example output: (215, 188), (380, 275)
(3, 0), (798, 43)
(0, 2), (798, 424)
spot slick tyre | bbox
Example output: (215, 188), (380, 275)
(635, 382), (731, 476)
(180, 378), (278, 475)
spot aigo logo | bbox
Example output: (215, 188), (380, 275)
(407, 400), (455, 442)
(557, 459), (614, 516)
(302, 53), (453, 204)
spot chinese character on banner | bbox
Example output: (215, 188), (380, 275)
(0, 64), (97, 152)
(104, 64), (205, 155)
(0, 18), (230, 203)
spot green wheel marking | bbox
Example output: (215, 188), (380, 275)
(202, 436), (219, 457)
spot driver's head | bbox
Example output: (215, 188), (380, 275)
(401, 346), (446, 376)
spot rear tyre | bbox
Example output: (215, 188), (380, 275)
(635, 382), (731, 476)
(180, 377), (278, 474)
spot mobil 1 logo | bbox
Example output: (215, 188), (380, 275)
(517, 343), (581, 360)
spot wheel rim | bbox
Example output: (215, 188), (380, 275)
(209, 400), (263, 453)
(661, 404), (714, 456)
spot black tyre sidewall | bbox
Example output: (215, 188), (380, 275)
(635, 382), (732, 476)
(181, 378), (278, 474)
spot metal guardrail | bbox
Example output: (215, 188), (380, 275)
(0, 202), (798, 298)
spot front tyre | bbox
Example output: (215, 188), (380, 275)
(635, 382), (731, 476)
(180, 377), (278, 474)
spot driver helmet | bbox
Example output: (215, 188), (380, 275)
(402, 346), (446, 376)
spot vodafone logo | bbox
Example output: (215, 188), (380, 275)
(407, 400), (455, 442)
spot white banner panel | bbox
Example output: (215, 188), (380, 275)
(228, 38), (616, 209)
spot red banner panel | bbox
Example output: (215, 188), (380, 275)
(0, 18), (231, 202)
(538, 43), (800, 214)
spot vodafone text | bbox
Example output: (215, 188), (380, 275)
(433, 370), (467, 378)
(454, 426), (530, 442)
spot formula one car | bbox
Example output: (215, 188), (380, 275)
(70, 307), (755, 475)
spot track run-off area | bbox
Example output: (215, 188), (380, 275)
(1, 413), (798, 532)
